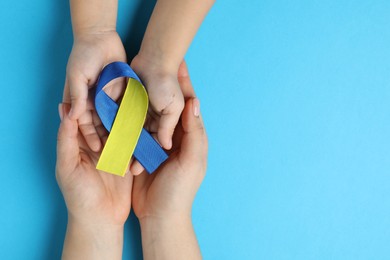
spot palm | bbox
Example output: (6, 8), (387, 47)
(56, 104), (133, 226)
(132, 117), (204, 219)
(131, 140), (183, 219)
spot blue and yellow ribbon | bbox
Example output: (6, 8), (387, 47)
(94, 62), (168, 176)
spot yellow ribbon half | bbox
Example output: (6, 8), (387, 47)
(96, 78), (148, 176)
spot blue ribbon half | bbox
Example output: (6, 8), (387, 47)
(94, 62), (168, 174)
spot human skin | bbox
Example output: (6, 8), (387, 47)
(64, 0), (126, 153)
(131, 0), (215, 152)
(132, 61), (208, 260)
(65, 0), (214, 158)
(56, 102), (132, 260)
(57, 61), (207, 259)
(61, 5), (129, 254)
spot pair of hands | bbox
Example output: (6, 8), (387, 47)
(57, 57), (207, 259)
(64, 31), (184, 153)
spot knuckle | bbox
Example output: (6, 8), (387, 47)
(66, 70), (81, 82)
(195, 123), (205, 132)
(70, 94), (85, 105)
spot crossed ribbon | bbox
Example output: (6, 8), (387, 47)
(94, 62), (168, 176)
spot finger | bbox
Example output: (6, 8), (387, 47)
(158, 97), (185, 150)
(104, 77), (127, 101)
(63, 78), (71, 103)
(177, 60), (196, 99)
(114, 166), (133, 199)
(57, 103), (79, 172)
(132, 171), (153, 196)
(78, 110), (102, 152)
(178, 60), (189, 78)
(130, 160), (145, 176)
(179, 98), (208, 165)
(68, 73), (88, 120)
(92, 110), (108, 140)
(144, 114), (159, 134)
(171, 123), (184, 152)
(86, 88), (96, 110)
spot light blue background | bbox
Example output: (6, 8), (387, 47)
(1, 0), (390, 259)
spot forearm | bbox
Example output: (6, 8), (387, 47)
(138, 0), (215, 72)
(62, 217), (124, 260)
(140, 215), (202, 260)
(70, 0), (118, 37)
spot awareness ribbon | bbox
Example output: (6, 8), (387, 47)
(94, 62), (168, 176)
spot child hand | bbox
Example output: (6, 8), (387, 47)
(64, 31), (126, 152)
(56, 103), (132, 259)
(131, 55), (185, 150)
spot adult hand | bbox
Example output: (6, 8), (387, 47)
(56, 103), (132, 260)
(132, 61), (207, 260)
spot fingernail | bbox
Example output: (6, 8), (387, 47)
(164, 139), (172, 150)
(58, 103), (63, 121)
(193, 98), (200, 117)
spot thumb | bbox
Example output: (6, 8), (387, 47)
(57, 103), (79, 172)
(179, 98), (208, 164)
(157, 95), (185, 150)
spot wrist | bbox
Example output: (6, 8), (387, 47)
(132, 51), (179, 77)
(70, 0), (118, 40)
(67, 216), (124, 247)
(139, 214), (201, 259)
(73, 28), (118, 42)
(62, 216), (124, 260)
(140, 213), (192, 227)
(139, 213), (192, 243)
(68, 215), (125, 235)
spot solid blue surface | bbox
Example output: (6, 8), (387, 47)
(1, 0), (390, 259)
